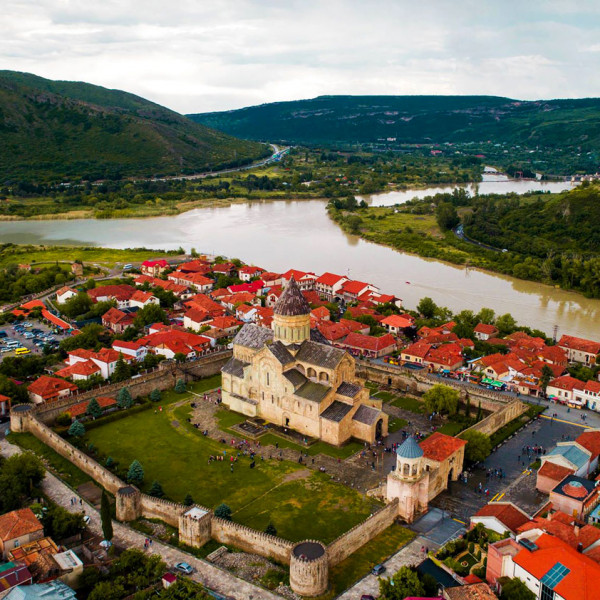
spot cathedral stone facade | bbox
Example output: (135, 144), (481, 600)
(221, 277), (388, 445)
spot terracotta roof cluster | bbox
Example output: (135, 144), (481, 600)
(88, 284), (135, 302)
(559, 334), (600, 355)
(184, 294), (225, 317)
(139, 329), (211, 356)
(472, 502), (530, 533)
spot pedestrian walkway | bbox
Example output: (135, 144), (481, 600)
(0, 439), (279, 600)
(337, 535), (439, 599)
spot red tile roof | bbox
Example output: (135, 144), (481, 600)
(316, 272), (346, 287)
(473, 323), (499, 335)
(420, 432), (467, 462)
(0, 509), (43, 542)
(472, 502), (530, 533)
(342, 332), (396, 352)
(131, 290), (155, 303)
(142, 259), (169, 268)
(55, 361), (101, 378)
(402, 341), (432, 359)
(184, 307), (210, 324)
(340, 280), (372, 295)
(68, 396), (117, 418)
(317, 321), (351, 341)
(28, 376), (77, 400)
(513, 532), (600, 600)
(575, 430), (600, 460)
(382, 314), (415, 329)
(548, 375), (583, 392)
(310, 306), (330, 320)
(538, 461), (574, 482)
(559, 334), (600, 355)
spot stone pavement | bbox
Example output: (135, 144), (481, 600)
(336, 535), (439, 599)
(0, 439), (279, 600)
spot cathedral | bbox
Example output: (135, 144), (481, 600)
(221, 277), (388, 445)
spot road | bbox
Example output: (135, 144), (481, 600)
(0, 438), (279, 600)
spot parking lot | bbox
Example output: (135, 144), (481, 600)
(0, 320), (69, 358)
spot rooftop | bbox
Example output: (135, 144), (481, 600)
(419, 432), (467, 463)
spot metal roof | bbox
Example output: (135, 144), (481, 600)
(395, 436), (424, 459)
(321, 401), (354, 422)
(233, 323), (273, 349)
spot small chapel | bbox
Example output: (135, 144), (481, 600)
(221, 277), (388, 445)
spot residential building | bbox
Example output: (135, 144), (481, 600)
(227, 281), (264, 295)
(281, 269), (317, 291)
(558, 334), (600, 365)
(549, 474), (600, 520)
(536, 462), (574, 494)
(61, 348), (126, 380)
(470, 502), (530, 535)
(55, 287), (77, 304)
(168, 271), (214, 293)
(381, 314), (416, 335)
(337, 332), (397, 358)
(0, 393), (11, 417)
(87, 284), (135, 308)
(139, 329), (212, 359)
(260, 272), (283, 287)
(4, 581), (77, 600)
(310, 306), (330, 322)
(0, 509), (44, 559)
(212, 262), (237, 276)
(129, 290), (159, 309)
(443, 583), (497, 600)
(574, 381), (600, 410)
(112, 340), (148, 362)
(140, 259), (169, 276)
(27, 376), (77, 405)
(238, 265), (265, 281)
(70, 262), (83, 277)
(208, 315), (242, 336)
(0, 562), (33, 594)
(401, 341), (432, 366)
(546, 375), (584, 405)
(338, 280), (379, 303)
(540, 441), (592, 478)
(236, 304), (258, 323)
(473, 323), (499, 341)
(101, 307), (136, 334)
(315, 272), (348, 301)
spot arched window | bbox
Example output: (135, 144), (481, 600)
(412, 464), (418, 475)
(403, 463), (410, 475)
(319, 372), (329, 382)
(307, 367), (317, 379)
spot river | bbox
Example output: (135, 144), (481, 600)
(1, 176), (597, 339)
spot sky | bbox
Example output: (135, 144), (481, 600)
(2, 0), (600, 114)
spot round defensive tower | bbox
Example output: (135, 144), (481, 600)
(289, 540), (328, 596)
(10, 404), (33, 433)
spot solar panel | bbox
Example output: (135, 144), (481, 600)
(541, 562), (570, 589)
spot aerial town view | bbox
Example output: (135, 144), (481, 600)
(1, 3), (600, 600)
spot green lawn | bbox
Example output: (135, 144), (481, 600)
(374, 391), (395, 402)
(391, 396), (426, 414)
(85, 380), (379, 543)
(315, 524), (416, 600)
(437, 422), (466, 436)
(388, 418), (408, 434)
(7, 432), (91, 488)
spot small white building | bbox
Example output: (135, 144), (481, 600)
(56, 287), (77, 304)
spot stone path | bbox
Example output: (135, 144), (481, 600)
(336, 535), (439, 599)
(0, 439), (280, 600)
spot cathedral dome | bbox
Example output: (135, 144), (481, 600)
(396, 436), (423, 459)
(273, 276), (311, 317)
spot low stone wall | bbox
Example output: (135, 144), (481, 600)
(140, 494), (188, 528)
(462, 399), (528, 437)
(211, 517), (294, 564)
(326, 498), (399, 567)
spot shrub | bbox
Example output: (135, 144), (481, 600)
(55, 412), (72, 427)
(68, 420), (85, 438)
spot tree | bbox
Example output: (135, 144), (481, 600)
(184, 493), (194, 506)
(0, 453), (45, 512)
(105, 456), (114, 468)
(112, 355), (131, 382)
(174, 352), (187, 363)
(345, 214), (363, 234)
(86, 397), (102, 419)
(149, 480), (165, 498)
(460, 430), (492, 463)
(379, 566), (425, 600)
(417, 296), (437, 319)
(127, 459), (144, 485)
(101, 490), (113, 542)
(117, 387), (133, 409)
(175, 379), (186, 393)
(134, 303), (168, 328)
(496, 313), (517, 336)
(265, 523), (277, 536)
(88, 581), (125, 600)
(150, 388), (161, 402)
(68, 420), (85, 437)
(61, 292), (92, 319)
(499, 577), (536, 600)
(214, 503), (232, 520)
(423, 384), (459, 415)
(476, 400), (483, 421)
(476, 307), (495, 325)
(435, 201), (460, 231)
(464, 394), (471, 418)
(42, 503), (85, 540)
(540, 365), (554, 394)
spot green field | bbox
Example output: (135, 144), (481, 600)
(85, 379), (380, 543)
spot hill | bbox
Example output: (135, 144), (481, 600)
(188, 95), (600, 150)
(0, 71), (270, 183)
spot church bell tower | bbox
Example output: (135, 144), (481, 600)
(272, 276), (311, 345)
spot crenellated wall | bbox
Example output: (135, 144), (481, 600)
(326, 498), (399, 566)
(461, 399), (528, 437)
(140, 494), (188, 528)
(211, 517), (294, 564)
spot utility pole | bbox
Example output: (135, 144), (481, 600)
(553, 325), (558, 343)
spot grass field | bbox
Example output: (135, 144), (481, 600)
(85, 379), (380, 543)
(390, 395), (426, 414)
(314, 524), (415, 600)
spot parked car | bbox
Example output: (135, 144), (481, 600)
(371, 564), (386, 576)
(173, 562), (194, 575)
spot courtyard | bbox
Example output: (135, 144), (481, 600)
(83, 375), (384, 544)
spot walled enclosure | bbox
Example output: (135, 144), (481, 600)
(10, 354), (402, 597)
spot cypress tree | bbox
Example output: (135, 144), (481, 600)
(117, 387), (133, 409)
(148, 480), (165, 498)
(68, 420), (85, 437)
(175, 379), (186, 393)
(150, 388), (161, 403)
(100, 490), (113, 542)
(86, 397), (102, 419)
(184, 493), (194, 506)
(464, 395), (471, 418)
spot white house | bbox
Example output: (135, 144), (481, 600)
(112, 340), (148, 362)
(56, 287), (77, 304)
(574, 380), (600, 411)
(129, 290), (159, 309)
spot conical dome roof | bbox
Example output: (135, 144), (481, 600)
(396, 436), (423, 459)
(273, 276), (311, 317)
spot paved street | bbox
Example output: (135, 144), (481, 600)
(337, 535), (440, 600)
(0, 439), (279, 600)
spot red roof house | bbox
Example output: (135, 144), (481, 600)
(27, 376), (77, 404)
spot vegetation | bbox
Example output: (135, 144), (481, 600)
(68, 420), (85, 437)
(127, 459), (144, 485)
(101, 490), (113, 542)
(423, 384), (459, 415)
(460, 430), (492, 463)
(0, 261), (74, 303)
(378, 565), (437, 600)
(498, 576), (536, 600)
(0, 70), (269, 184)
(0, 453), (45, 512)
(214, 503), (232, 520)
(40, 503), (85, 540)
(190, 95), (600, 169)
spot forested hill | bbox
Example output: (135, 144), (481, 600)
(0, 71), (270, 183)
(188, 95), (600, 150)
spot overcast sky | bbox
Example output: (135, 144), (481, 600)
(2, 1), (600, 114)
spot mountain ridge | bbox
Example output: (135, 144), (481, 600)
(0, 70), (270, 183)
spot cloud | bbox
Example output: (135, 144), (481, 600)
(0, 0), (599, 113)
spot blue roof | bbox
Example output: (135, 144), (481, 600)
(396, 436), (423, 459)
(6, 581), (77, 600)
(546, 443), (590, 470)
